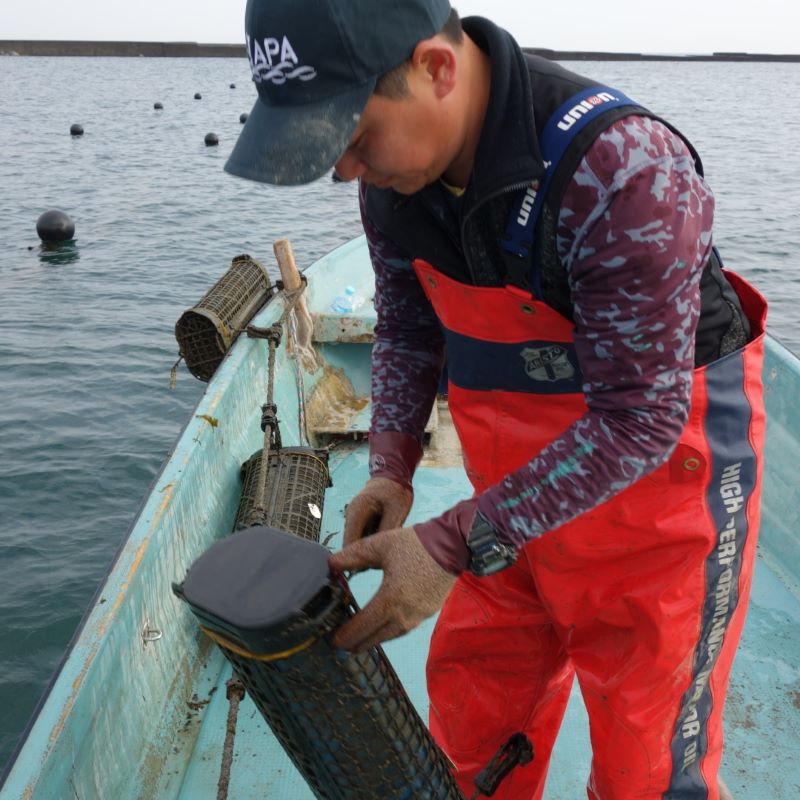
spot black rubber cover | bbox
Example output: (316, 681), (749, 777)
(176, 526), (332, 653)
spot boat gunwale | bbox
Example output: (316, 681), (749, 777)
(0, 290), (301, 795)
(0, 234), (371, 795)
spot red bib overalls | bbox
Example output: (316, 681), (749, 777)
(413, 258), (766, 800)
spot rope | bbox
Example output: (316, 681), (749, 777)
(247, 328), (281, 528)
(286, 308), (311, 447)
(276, 281), (312, 446)
(245, 279), (310, 527)
(216, 678), (245, 800)
(168, 355), (183, 390)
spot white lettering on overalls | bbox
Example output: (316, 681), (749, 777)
(678, 462), (744, 771)
(720, 462), (745, 515)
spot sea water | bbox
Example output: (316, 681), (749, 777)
(0, 56), (798, 769)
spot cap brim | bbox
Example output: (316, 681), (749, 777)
(224, 79), (374, 186)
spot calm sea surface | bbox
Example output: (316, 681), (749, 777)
(0, 56), (798, 769)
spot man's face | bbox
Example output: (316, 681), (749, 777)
(334, 87), (455, 195)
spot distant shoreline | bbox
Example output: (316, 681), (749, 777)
(1, 40), (799, 61)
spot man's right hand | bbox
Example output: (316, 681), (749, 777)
(343, 477), (413, 546)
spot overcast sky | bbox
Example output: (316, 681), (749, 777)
(2, 0), (798, 55)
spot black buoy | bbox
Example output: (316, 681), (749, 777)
(230, 83), (236, 89)
(204, 133), (219, 146)
(154, 102), (163, 110)
(70, 123), (84, 136)
(36, 210), (75, 243)
(239, 112), (249, 124)
(194, 92), (202, 100)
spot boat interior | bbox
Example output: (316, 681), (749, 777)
(3, 237), (798, 799)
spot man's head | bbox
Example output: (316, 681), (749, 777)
(332, 12), (473, 195)
(224, 0), (454, 186)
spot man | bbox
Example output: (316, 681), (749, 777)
(225, 1), (766, 797)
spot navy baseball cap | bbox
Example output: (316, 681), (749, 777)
(224, 0), (452, 185)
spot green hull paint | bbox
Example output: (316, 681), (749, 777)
(2, 236), (798, 799)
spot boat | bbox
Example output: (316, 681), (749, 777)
(1, 234), (798, 799)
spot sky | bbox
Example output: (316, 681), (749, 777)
(2, 0), (798, 56)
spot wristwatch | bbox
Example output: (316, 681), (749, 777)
(467, 512), (517, 576)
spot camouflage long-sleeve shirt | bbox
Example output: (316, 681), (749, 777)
(364, 115), (715, 572)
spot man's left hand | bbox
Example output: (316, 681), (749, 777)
(328, 526), (456, 652)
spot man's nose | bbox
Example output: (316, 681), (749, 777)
(334, 150), (366, 182)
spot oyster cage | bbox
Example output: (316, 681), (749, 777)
(175, 254), (273, 381)
(235, 447), (331, 540)
(174, 527), (463, 800)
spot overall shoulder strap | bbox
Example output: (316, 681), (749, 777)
(501, 86), (652, 305)
(536, 102), (707, 319)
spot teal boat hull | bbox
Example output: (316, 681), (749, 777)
(2, 235), (798, 799)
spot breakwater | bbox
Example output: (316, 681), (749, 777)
(0, 40), (244, 57)
(1, 40), (798, 61)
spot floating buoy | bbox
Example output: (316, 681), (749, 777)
(239, 112), (248, 124)
(154, 102), (163, 110)
(204, 133), (219, 146)
(230, 83), (236, 89)
(70, 123), (84, 136)
(194, 92), (202, 100)
(36, 210), (75, 243)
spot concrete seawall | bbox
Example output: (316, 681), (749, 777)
(1, 40), (799, 61)
(0, 40), (245, 57)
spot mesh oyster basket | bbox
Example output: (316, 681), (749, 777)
(175, 254), (273, 381)
(234, 447), (331, 539)
(173, 526), (463, 800)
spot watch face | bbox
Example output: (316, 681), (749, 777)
(469, 538), (516, 576)
(468, 513), (517, 576)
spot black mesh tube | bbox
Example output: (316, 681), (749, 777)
(174, 526), (463, 800)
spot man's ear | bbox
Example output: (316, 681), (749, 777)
(410, 39), (457, 99)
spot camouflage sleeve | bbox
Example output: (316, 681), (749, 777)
(475, 116), (714, 548)
(359, 183), (445, 484)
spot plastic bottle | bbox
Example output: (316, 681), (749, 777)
(330, 285), (365, 313)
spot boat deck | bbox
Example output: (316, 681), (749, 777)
(154, 429), (800, 799)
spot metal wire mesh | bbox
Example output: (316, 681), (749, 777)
(175, 527), (464, 800)
(175, 254), (273, 381)
(208, 582), (463, 800)
(235, 447), (331, 539)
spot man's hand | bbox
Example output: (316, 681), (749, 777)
(329, 526), (456, 652)
(343, 477), (413, 546)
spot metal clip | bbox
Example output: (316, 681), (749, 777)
(260, 403), (278, 432)
(142, 623), (163, 645)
